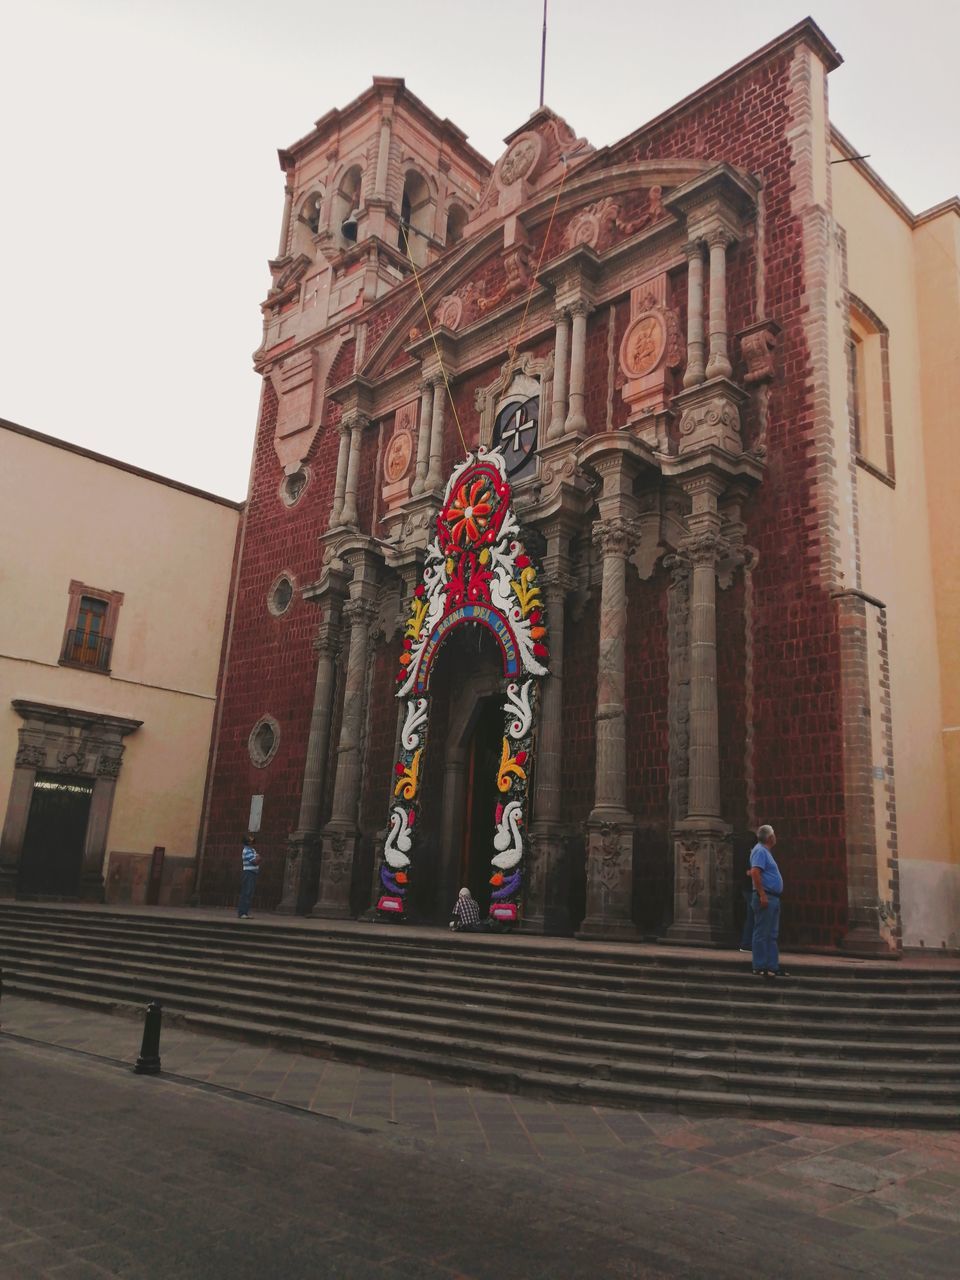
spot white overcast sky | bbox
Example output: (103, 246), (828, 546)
(2, 1), (957, 500)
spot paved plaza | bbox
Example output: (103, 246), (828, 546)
(2, 995), (960, 1278)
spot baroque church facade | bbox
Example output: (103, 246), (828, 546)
(198, 19), (960, 953)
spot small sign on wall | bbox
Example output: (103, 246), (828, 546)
(248, 795), (264, 833)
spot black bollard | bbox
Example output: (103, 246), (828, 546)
(134, 1000), (162, 1075)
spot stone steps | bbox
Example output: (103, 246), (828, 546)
(1, 905), (958, 1127)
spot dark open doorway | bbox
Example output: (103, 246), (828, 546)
(460, 695), (503, 917)
(17, 773), (93, 898)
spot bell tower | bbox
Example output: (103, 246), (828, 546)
(264, 77), (491, 345)
(256, 78), (491, 477)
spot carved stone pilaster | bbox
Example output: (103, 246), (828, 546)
(668, 826), (734, 944)
(578, 513), (640, 940)
(314, 575), (378, 919)
(278, 578), (347, 915)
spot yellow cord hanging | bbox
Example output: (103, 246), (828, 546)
(401, 229), (468, 455)
(504, 158), (568, 376)
(401, 155), (569, 461)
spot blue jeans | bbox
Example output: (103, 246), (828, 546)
(740, 889), (755, 949)
(237, 870), (258, 917)
(751, 891), (780, 972)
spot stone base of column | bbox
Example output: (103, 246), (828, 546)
(521, 825), (573, 936)
(576, 812), (639, 941)
(311, 825), (358, 919)
(840, 915), (897, 958)
(664, 820), (733, 945)
(276, 831), (321, 916)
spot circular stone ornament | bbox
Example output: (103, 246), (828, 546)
(619, 311), (667, 379)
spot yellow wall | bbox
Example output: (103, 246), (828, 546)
(0, 425), (239, 865)
(830, 150), (959, 946)
(914, 206), (960, 931)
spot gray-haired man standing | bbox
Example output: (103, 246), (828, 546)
(750, 825), (786, 977)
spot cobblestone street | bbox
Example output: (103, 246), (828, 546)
(3, 996), (960, 1278)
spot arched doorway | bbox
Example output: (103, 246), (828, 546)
(376, 447), (549, 924)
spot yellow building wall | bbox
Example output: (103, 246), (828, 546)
(0, 425), (239, 870)
(914, 207), (960, 942)
(830, 151), (958, 947)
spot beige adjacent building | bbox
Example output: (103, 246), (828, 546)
(0, 418), (239, 904)
(830, 137), (960, 950)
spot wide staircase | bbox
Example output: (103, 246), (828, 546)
(1, 904), (958, 1127)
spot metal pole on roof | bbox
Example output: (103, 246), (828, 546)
(539, 0), (548, 108)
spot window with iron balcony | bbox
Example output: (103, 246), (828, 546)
(60, 581), (124, 674)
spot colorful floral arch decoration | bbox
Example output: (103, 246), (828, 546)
(377, 446), (549, 922)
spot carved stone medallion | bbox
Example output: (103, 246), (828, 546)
(620, 312), (667, 379)
(384, 426), (413, 485)
(497, 134), (541, 187)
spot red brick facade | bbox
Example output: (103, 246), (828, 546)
(201, 23), (870, 949)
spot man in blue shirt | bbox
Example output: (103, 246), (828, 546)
(237, 834), (260, 919)
(749, 825), (786, 977)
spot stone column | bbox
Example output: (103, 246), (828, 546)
(278, 591), (345, 914)
(80, 770), (120, 902)
(277, 184), (294, 258)
(685, 532), (724, 820)
(547, 309), (570, 441)
(682, 240), (706, 388)
(564, 301), (590, 434)
(667, 474), (734, 944)
(524, 571), (575, 935)
(329, 421), (351, 528)
(339, 414), (366, 529)
(410, 380), (433, 497)
(374, 116), (392, 199)
(579, 516), (640, 940)
(425, 375), (446, 492)
(0, 764), (38, 897)
(704, 228), (734, 381)
(315, 555), (380, 918)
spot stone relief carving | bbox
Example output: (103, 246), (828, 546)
(563, 197), (622, 252)
(96, 748), (124, 779)
(57, 745), (87, 774)
(433, 281), (480, 332)
(740, 324), (779, 385)
(477, 246), (533, 314)
(15, 742), (46, 768)
(596, 822), (623, 891)
(497, 135), (542, 187)
(678, 839), (703, 907)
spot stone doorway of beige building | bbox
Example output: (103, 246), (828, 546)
(16, 773), (93, 898)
